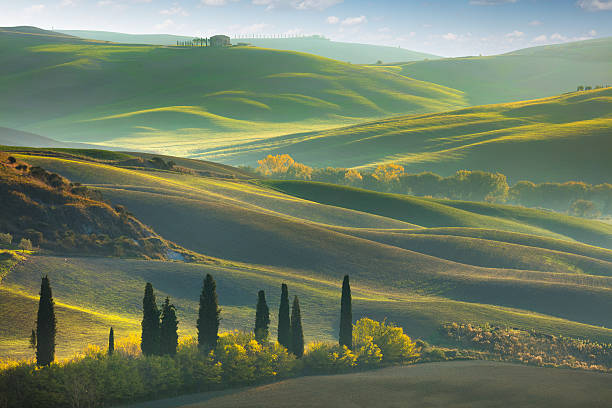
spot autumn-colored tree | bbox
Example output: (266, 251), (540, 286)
(372, 163), (405, 184)
(256, 154), (313, 180)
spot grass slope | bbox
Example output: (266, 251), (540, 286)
(58, 30), (440, 64)
(262, 180), (612, 249)
(3, 149), (612, 360)
(399, 37), (612, 106)
(169, 362), (612, 408)
(204, 88), (612, 184)
(0, 28), (465, 155)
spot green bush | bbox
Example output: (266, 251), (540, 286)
(0, 233), (12, 247)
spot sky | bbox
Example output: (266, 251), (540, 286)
(1, 0), (611, 56)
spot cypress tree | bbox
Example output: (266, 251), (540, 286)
(197, 274), (221, 351)
(108, 327), (114, 356)
(160, 297), (179, 356)
(36, 275), (56, 366)
(277, 283), (290, 349)
(339, 275), (353, 350)
(254, 290), (270, 343)
(290, 296), (304, 358)
(141, 282), (160, 356)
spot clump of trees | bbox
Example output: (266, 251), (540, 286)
(255, 154), (612, 217)
(2, 274), (424, 407)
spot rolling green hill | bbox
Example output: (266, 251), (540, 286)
(57, 30), (440, 64)
(3, 148), (612, 360)
(398, 37), (612, 106)
(0, 27), (465, 155)
(202, 88), (612, 184)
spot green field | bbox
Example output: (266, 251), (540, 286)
(203, 88), (612, 183)
(2, 149), (612, 360)
(0, 27), (465, 156)
(57, 30), (440, 64)
(399, 37), (612, 106)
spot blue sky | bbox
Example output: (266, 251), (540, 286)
(1, 0), (611, 56)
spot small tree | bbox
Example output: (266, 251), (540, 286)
(278, 283), (291, 350)
(160, 297), (179, 356)
(141, 282), (160, 356)
(7, 156), (16, 164)
(29, 329), (37, 354)
(577, 85), (585, 91)
(0, 233), (12, 247)
(290, 296), (304, 358)
(339, 275), (353, 350)
(108, 327), (114, 356)
(197, 274), (221, 351)
(36, 275), (56, 366)
(570, 199), (601, 218)
(254, 290), (270, 343)
(18, 238), (33, 252)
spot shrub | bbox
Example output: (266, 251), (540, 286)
(0, 233), (12, 247)
(17, 238), (33, 251)
(353, 318), (417, 363)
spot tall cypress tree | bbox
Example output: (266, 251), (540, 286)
(277, 283), (291, 350)
(339, 275), (353, 350)
(197, 274), (221, 351)
(108, 327), (114, 356)
(141, 282), (160, 356)
(290, 296), (304, 358)
(254, 290), (270, 343)
(160, 297), (179, 356)
(35, 275), (56, 366)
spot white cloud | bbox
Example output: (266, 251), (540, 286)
(155, 19), (175, 30)
(550, 32), (567, 41)
(378, 27), (390, 33)
(529, 20), (542, 26)
(442, 32), (458, 40)
(532, 34), (547, 43)
(202, 0), (235, 5)
(161, 5), (189, 16)
(469, 0), (517, 5)
(326, 16), (339, 24)
(577, 0), (612, 11)
(589, 29), (597, 36)
(252, 0), (342, 10)
(341, 15), (367, 26)
(25, 4), (45, 13)
(505, 30), (524, 38)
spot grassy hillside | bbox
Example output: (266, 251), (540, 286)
(398, 37), (612, 106)
(205, 88), (612, 184)
(3, 148), (612, 360)
(168, 362), (612, 408)
(58, 30), (440, 64)
(0, 27), (465, 155)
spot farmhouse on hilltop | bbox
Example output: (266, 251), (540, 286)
(210, 35), (231, 47)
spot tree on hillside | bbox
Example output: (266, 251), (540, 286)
(290, 296), (304, 358)
(254, 290), (270, 343)
(36, 275), (56, 366)
(197, 274), (221, 351)
(577, 85), (585, 91)
(339, 275), (353, 350)
(29, 329), (36, 355)
(278, 284), (291, 350)
(160, 297), (179, 356)
(141, 282), (160, 356)
(108, 327), (114, 356)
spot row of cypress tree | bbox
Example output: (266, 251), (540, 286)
(31, 273), (351, 366)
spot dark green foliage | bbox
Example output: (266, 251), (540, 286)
(160, 297), (179, 356)
(108, 327), (114, 356)
(141, 282), (160, 356)
(197, 274), (221, 351)
(29, 329), (36, 351)
(278, 284), (291, 350)
(290, 296), (304, 358)
(254, 290), (270, 343)
(35, 275), (56, 366)
(339, 275), (352, 350)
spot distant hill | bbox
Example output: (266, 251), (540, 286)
(0, 126), (116, 150)
(201, 88), (612, 184)
(58, 30), (440, 64)
(398, 37), (612, 106)
(0, 27), (465, 153)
